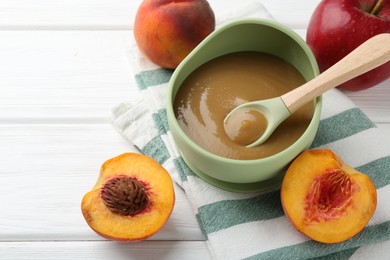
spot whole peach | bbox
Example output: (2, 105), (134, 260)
(134, 0), (215, 69)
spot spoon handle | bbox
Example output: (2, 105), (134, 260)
(281, 33), (390, 113)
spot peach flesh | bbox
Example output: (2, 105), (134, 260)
(304, 169), (359, 223)
(281, 149), (377, 243)
(81, 153), (175, 242)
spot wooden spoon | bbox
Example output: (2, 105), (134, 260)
(224, 33), (390, 147)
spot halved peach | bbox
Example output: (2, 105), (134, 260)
(81, 153), (175, 242)
(281, 149), (377, 243)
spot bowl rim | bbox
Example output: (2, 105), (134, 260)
(166, 18), (321, 165)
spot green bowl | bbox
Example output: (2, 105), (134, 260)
(166, 18), (321, 193)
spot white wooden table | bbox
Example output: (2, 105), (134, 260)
(1, 1), (389, 259)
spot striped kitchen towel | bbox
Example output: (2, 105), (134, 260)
(112, 2), (390, 259)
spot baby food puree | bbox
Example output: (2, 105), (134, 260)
(174, 51), (314, 160)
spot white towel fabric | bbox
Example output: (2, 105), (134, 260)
(112, 2), (390, 259)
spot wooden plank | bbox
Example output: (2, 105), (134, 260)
(0, 241), (210, 260)
(0, 0), (136, 29)
(0, 30), (137, 122)
(0, 0), (319, 30)
(262, 0), (320, 28)
(1, 237), (389, 260)
(0, 124), (203, 241)
(344, 81), (390, 124)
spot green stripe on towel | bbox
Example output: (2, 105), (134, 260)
(197, 156), (390, 236)
(135, 68), (173, 90)
(173, 157), (198, 182)
(142, 135), (170, 165)
(312, 247), (359, 260)
(198, 191), (283, 235)
(152, 109), (169, 135)
(311, 108), (376, 148)
(357, 156), (390, 189)
(244, 221), (390, 260)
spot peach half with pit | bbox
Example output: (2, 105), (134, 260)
(81, 153), (175, 242)
(281, 149), (377, 243)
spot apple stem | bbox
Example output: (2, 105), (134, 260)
(371, 0), (383, 15)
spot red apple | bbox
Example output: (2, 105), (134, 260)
(307, 0), (390, 91)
